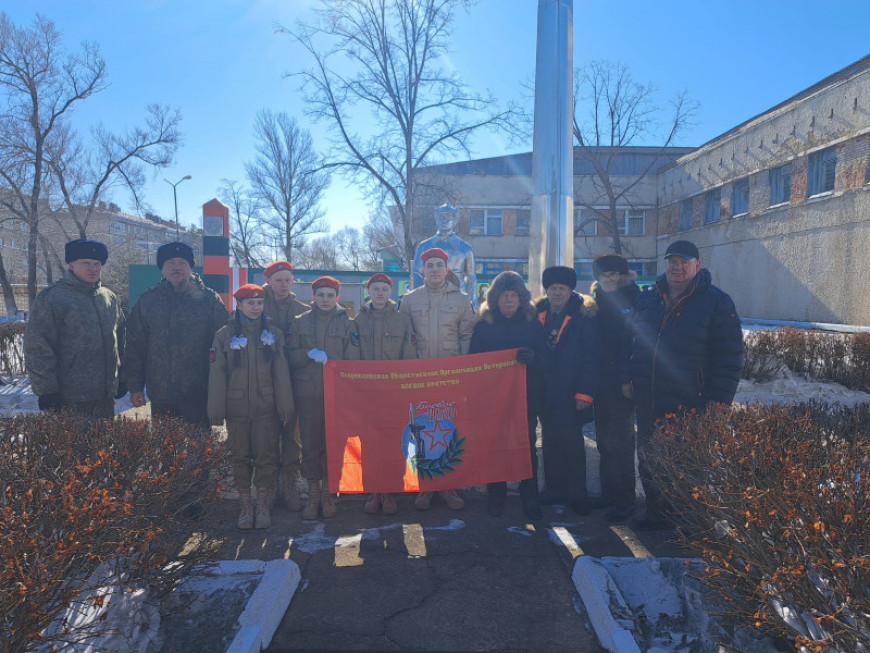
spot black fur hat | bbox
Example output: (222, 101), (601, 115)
(592, 254), (628, 279)
(542, 265), (577, 290)
(156, 241), (195, 269)
(486, 270), (531, 310)
(65, 239), (108, 265)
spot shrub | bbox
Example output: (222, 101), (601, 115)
(651, 402), (870, 652)
(0, 321), (26, 376)
(742, 328), (870, 391)
(0, 413), (228, 653)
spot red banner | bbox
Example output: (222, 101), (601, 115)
(323, 350), (531, 493)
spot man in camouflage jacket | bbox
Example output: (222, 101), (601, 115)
(125, 242), (227, 427)
(25, 239), (124, 418)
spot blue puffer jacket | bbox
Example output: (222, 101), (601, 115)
(628, 268), (743, 418)
(534, 292), (599, 426)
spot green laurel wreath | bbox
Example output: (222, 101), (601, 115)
(412, 429), (465, 479)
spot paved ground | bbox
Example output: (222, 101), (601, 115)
(201, 485), (689, 653)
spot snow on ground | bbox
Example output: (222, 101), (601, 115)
(735, 369), (870, 406)
(0, 376), (134, 415)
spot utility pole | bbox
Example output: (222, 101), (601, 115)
(165, 175), (192, 240)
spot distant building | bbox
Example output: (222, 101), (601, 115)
(410, 54), (870, 325)
(0, 201), (202, 312)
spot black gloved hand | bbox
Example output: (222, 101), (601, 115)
(114, 382), (128, 400)
(516, 348), (535, 365)
(38, 394), (62, 412)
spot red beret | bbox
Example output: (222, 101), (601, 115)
(421, 248), (449, 263)
(366, 273), (393, 288)
(264, 260), (293, 278)
(233, 283), (265, 300)
(312, 276), (340, 292)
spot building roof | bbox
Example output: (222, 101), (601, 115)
(422, 146), (697, 177)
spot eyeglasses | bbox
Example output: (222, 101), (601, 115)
(600, 271), (623, 280)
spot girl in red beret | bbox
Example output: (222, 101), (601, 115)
(208, 284), (295, 530)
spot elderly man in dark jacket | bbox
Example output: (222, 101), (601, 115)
(25, 239), (124, 418)
(624, 240), (743, 530)
(534, 265), (599, 515)
(590, 254), (641, 522)
(470, 271), (550, 520)
(125, 242), (228, 428)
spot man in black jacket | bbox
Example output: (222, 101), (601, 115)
(624, 240), (743, 530)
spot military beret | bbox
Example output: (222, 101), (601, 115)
(421, 248), (449, 263)
(312, 276), (340, 292)
(233, 284), (265, 300)
(264, 260), (293, 278)
(65, 239), (108, 265)
(366, 273), (393, 288)
(156, 241), (195, 269)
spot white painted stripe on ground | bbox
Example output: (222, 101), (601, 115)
(403, 523), (427, 557)
(334, 533), (364, 567)
(550, 526), (584, 558)
(609, 526), (653, 558)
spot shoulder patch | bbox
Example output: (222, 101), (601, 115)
(350, 332), (360, 347)
(209, 347), (216, 363)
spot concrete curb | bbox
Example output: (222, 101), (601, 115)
(225, 560), (301, 653)
(571, 557), (641, 653)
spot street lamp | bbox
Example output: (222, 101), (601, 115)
(164, 175), (192, 240)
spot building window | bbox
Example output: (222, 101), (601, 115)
(807, 146), (837, 196)
(679, 198), (693, 231)
(574, 209), (598, 236)
(469, 209), (503, 236)
(0, 238), (4, 247)
(475, 259), (527, 277)
(515, 209), (530, 236)
(864, 159), (869, 184)
(769, 163), (792, 205)
(627, 261), (646, 276)
(621, 210), (646, 236)
(574, 260), (593, 279)
(704, 188), (721, 224)
(731, 178), (749, 215)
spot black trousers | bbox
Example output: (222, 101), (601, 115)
(540, 418), (587, 502)
(635, 412), (668, 518)
(594, 392), (636, 509)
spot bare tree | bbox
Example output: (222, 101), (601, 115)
(572, 60), (697, 254)
(218, 179), (269, 268)
(245, 110), (330, 262)
(293, 234), (338, 270)
(47, 103), (182, 238)
(286, 0), (513, 267)
(0, 12), (108, 308)
(363, 207), (406, 270)
(333, 225), (381, 271)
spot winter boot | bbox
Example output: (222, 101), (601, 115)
(381, 494), (398, 515)
(321, 484), (338, 519)
(364, 493), (380, 514)
(414, 491), (433, 510)
(440, 489), (465, 510)
(281, 467), (304, 512)
(303, 480), (321, 520)
(237, 488), (254, 530)
(254, 488), (273, 529)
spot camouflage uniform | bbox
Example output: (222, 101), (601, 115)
(263, 284), (309, 482)
(287, 305), (360, 480)
(208, 314), (295, 493)
(24, 270), (124, 418)
(124, 274), (227, 426)
(354, 299), (416, 360)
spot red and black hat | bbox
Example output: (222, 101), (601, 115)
(264, 260), (293, 278)
(421, 247), (449, 263)
(366, 273), (393, 288)
(233, 283), (265, 300)
(311, 276), (340, 292)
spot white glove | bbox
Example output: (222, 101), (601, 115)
(308, 348), (328, 364)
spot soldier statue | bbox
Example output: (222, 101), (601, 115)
(412, 204), (478, 307)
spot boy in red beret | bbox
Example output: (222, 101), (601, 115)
(354, 273), (416, 515)
(208, 284), (295, 530)
(288, 276), (360, 519)
(262, 260), (310, 512)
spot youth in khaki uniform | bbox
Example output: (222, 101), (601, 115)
(208, 284), (295, 530)
(287, 276), (360, 520)
(262, 260), (309, 511)
(398, 248), (477, 511)
(354, 273), (416, 515)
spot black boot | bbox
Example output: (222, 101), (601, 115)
(486, 482), (507, 516)
(519, 478), (542, 521)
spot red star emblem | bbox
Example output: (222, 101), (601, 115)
(423, 420), (453, 450)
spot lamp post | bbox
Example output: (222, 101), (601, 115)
(164, 175), (192, 240)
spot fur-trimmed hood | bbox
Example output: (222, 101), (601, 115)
(479, 270), (535, 323)
(534, 291), (598, 318)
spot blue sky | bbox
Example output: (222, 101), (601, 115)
(4, 0), (869, 235)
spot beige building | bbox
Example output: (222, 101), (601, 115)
(412, 54), (870, 325)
